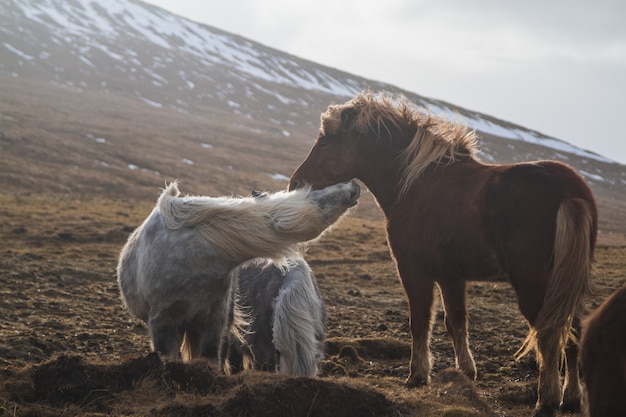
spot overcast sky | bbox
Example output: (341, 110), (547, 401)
(143, 0), (626, 165)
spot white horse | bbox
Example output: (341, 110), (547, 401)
(227, 255), (326, 377)
(117, 180), (359, 368)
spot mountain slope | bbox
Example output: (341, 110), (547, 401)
(0, 0), (620, 163)
(0, 0), (624, 241)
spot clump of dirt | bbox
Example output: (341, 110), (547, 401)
(429, 370), (495, 417)
(327, 337), (410, 360)
(2, 353), (397, 417)
(222, 375), (395, 417)
(31, 354), (163, 408)
(4, 353), (227, 412)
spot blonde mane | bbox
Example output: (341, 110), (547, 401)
(321, 92), (479, 196)
(157, 182), (323, 264)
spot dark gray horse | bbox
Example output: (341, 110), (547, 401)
(228, 256), (325, 376)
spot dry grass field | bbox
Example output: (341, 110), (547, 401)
(1, 76), (625, 416)
(0, 194), (624, 417)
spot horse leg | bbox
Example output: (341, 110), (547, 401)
(189, 319), (233, 374)
(560, 314), (582, 412)
(438, 280), (477, 380)
(224, 338), (245, 374)
(401, 273), (436, 387)
(148, 313), (183, 360)
(197, 298), (232, 371)
(534, 327), (563, 417)
(509, 264), (564, 417)
(180, 327), (202, 361)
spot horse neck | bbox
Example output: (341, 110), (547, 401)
(355, 143), (405, 215)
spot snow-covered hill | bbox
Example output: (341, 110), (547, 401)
(1, 0), (624, 184)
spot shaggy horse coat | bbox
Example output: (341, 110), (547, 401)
(117, 181), (359, 368)
(228, 256), (326, 377)
(580, 282), (626, 417)
(289, 92), (596, 417)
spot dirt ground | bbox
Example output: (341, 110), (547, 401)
(0, 193), (624, 417)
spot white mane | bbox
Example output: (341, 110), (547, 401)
(157, 182), (325, 263)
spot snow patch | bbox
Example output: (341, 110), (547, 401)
(3, 42), (34, 60)
(579, 170), (607, 183)
(5, 0), (617, 166)
(269, 173), (290, 182)
(139, 96), (162, 108)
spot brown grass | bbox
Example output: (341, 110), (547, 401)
(1, 74), (625, 416)
(0, 194), (624, 416)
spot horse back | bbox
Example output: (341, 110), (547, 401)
(386, 160), (596, 282)
(487, 160), (595, 209)
(484, 160), (597, 260)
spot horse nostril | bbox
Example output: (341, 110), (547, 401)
(289, 180), (300, 191)
(350, 182), (361, 200)
(350, 193), (359, 205)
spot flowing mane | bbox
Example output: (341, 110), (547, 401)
(321, 92), (479, 195)
(157, 181), (323, 263)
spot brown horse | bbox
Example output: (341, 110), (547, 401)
(289, 92), (597, 417)
(580, 282), (626, 417)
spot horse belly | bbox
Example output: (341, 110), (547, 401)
(388, 213), (505, 282)
(466, 256), (508, 282)
(439, 241), (507, 282)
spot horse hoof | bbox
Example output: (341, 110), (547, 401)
(532, 404), (556, 417)
(460, 366), (477, 381)
(560, 400), (581, 413)
(404, 376), (429, 388)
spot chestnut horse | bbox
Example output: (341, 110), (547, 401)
(289, 92), (597, 417)
(580, 282), (626, 417)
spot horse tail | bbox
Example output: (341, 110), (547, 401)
(180, 331), (194, 362)
(272, 262), (326, 377)
(517, 197), (595, 359)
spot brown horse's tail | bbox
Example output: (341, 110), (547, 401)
(516, 198), (595, 359)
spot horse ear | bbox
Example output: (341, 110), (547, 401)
(322, 104), (359, 135)
(340, 107), (359, 127)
